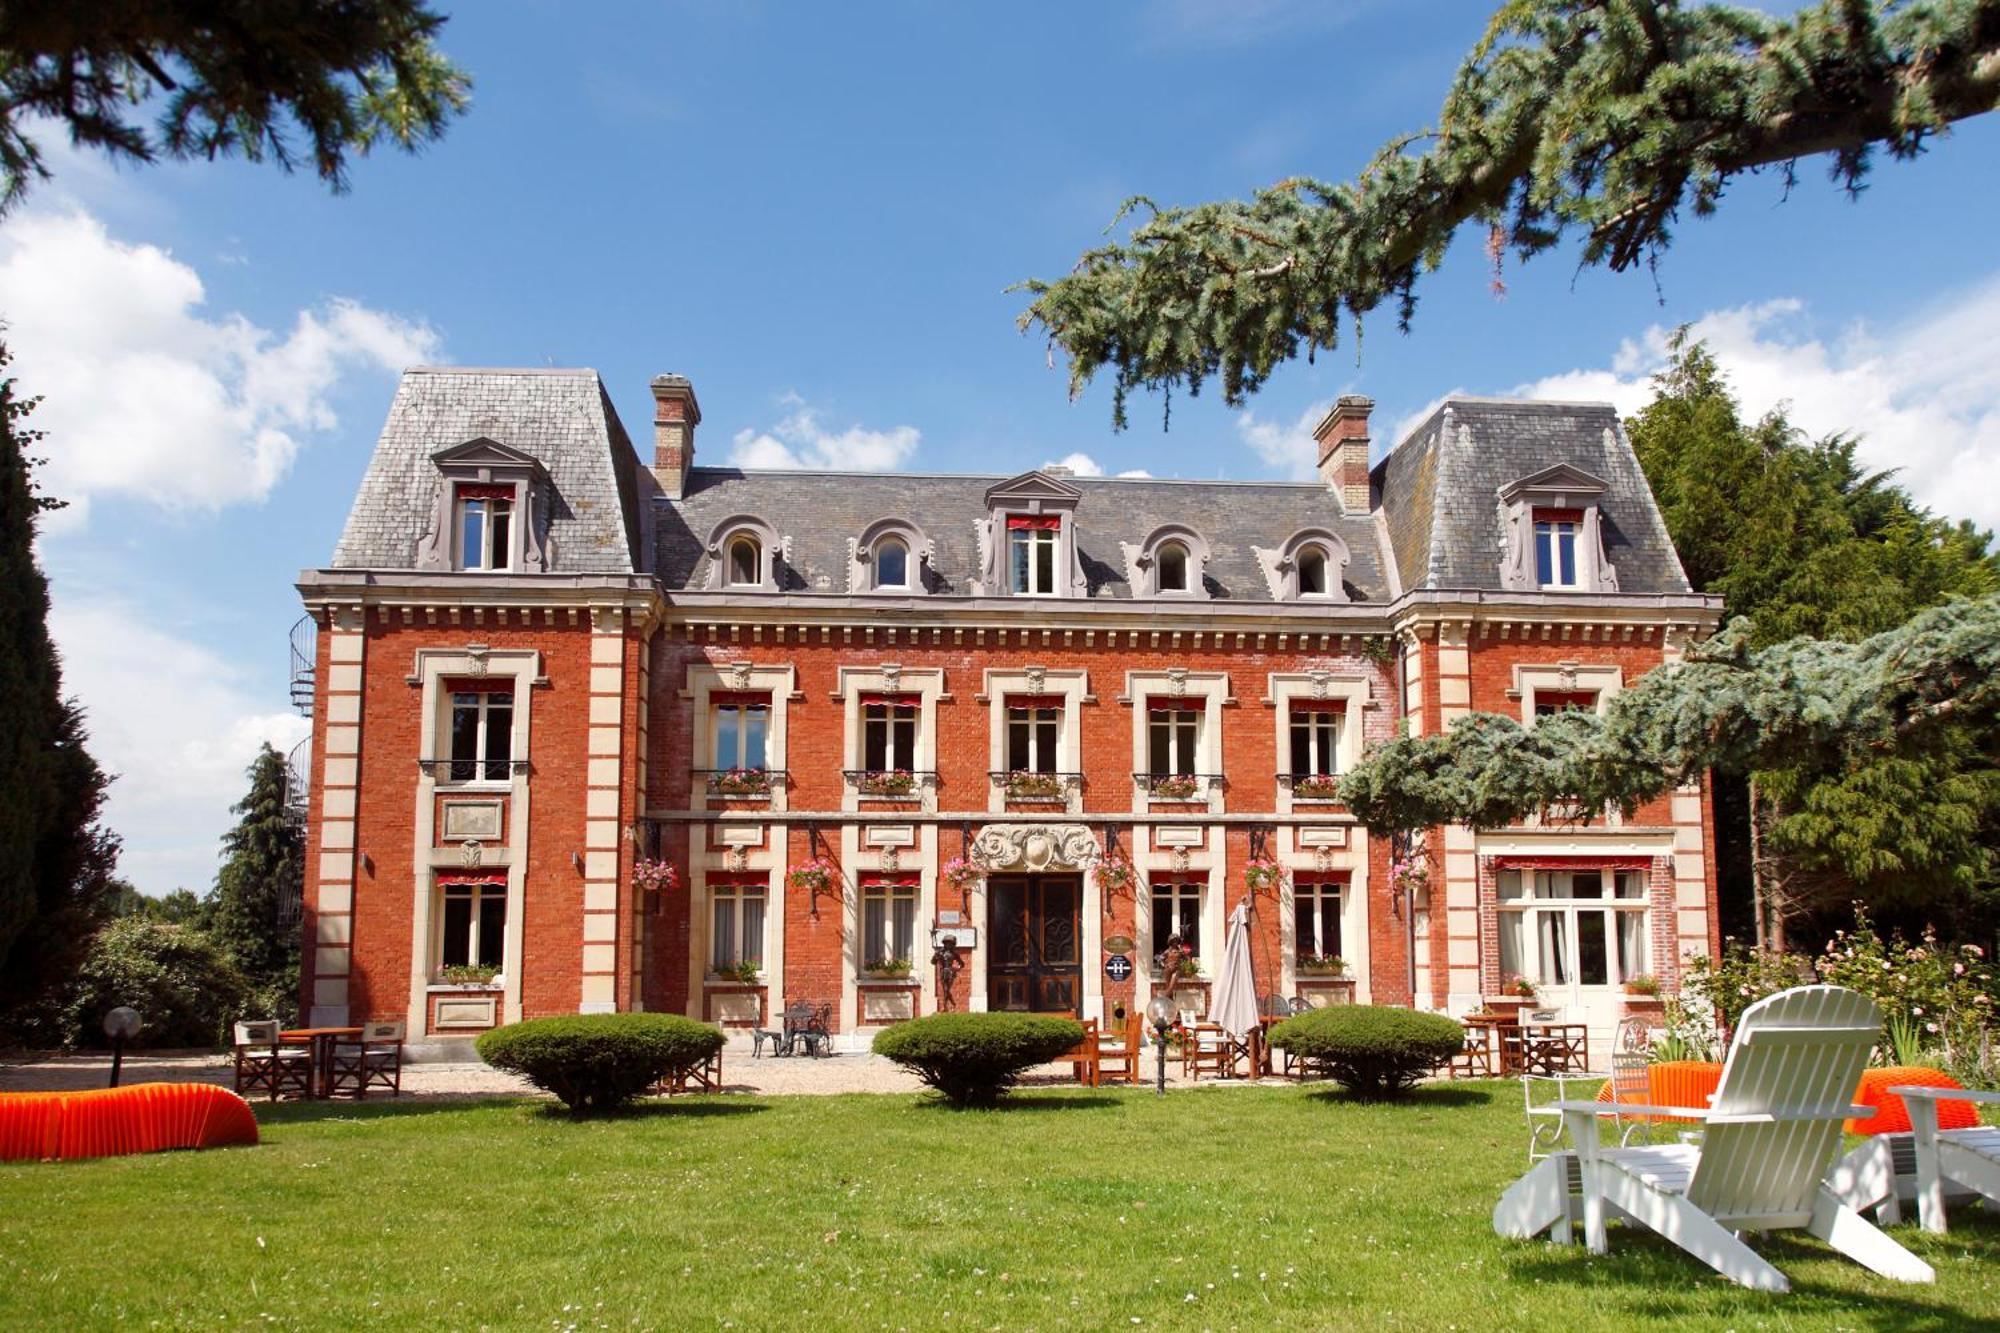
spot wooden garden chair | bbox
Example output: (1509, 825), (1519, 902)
(328, 1021), (405, 1098)
(232, 1020), (312, 1102)
(1095, 1014), (1144, 1085)
(1828, 1083), (2000, 1234)
(1183, 1024), (1233, 1081)
(1494, 985), (1933, 1292)
(1057, 1018), (1101, 1087)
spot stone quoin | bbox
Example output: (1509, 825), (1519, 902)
(295, 371), (1722, 1052)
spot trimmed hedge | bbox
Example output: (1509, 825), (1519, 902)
(476, 1013), (723, 1115)
(872, 1012), (1084, 1107)
(1267, 1005), (1464, 1099)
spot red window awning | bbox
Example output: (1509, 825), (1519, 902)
(1290, 698), (1346, 713)
(1005, 514), (1061, 531)
(457, 483), (515, 501)
(1493, 856), (1651, 872)
(857, 872), (921, 888)
(709, 691), (771, 708)
(1146, 697), (1201, 712)
(1004, 694), (1065, 710)
(859, 692), (919, 708)
(1533, 507), (1583, 524)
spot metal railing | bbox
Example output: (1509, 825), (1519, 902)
(1132, 772), (1222, 799)
(694, 767), (787, 797)
(1277, 772), (1344, 800)
(417, 757), (530, 783)
(843, 769), (938, 797)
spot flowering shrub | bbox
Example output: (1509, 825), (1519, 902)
(1815, 909), (1995, 1076)
(1243, 857), (1285, 895)
(1154, 935), (1201, 981)
(857, 769), (918, 796)
(1679, 940), (1815, 1045)
(785, 856), (838, 894)
(1004, 770), (1066, 799)
(707, 767), (773, 796)
(1292, 774), (1341, 800)
(1092, 854), (1137, 895)
(632, 857), (680, 895)
(941, 856), (982, 893)
(1149, 774), (1201, 800)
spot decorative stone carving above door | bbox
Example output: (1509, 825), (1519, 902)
(971, 824), (1099, 872)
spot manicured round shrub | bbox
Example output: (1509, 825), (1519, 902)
(1266, 1004), (1464, 1099)
(872, 1012), (1084, 1107)
(476, 1013), (724, 1115)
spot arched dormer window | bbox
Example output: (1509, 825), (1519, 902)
(705, 516), (781, 591)
(1274, 528), (1350, 602)
(1134, 524), (1211, 599)
(854, 518), (932, 594)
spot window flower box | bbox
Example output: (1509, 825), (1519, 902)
(707, 767), (773, 797)
(1291, 774), (1341, 801)
(711, 958), (763, 984)
(438, 963), (501, 986)
(1296, 954), (1347, 977)
(861, 958), (914, 981)
(856, 769), (918, 797)
(1149, 774), (1201, 801)
(1004, 770), (1066, 800)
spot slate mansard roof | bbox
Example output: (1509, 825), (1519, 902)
(655, 469), (1388, 601)
(325, 369), (1692, 606)
(1373, 397), (1692, 596)
(332, 368), (646, 574)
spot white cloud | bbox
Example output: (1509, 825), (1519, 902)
(1234, 399), (1327, 480)
(0, 208), (438, 526)
(50, 597), (310, 895)
(1515, 281), (2000, 529)
(1043, 451), (1103, 476)
(728, 397), (920, 471)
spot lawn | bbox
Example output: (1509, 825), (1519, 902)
(3, 1081), (1998, 1330)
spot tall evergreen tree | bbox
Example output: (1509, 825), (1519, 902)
(207, 743), (303, 1016)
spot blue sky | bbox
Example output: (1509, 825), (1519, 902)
(8, 0), (1999, 894)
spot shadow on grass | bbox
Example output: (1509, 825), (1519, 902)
(907, 1091), (1125, 1112)
(1498, 1214), (2000, 1331)
(253, 1095), (534, 1126)
(531, 1098), (772, 1122)
(1303, 1083), (1496, 1109)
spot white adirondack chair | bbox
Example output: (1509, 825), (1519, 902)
(1493, 985), (1934, 1292)
(1826, 1084), (2000, 1234)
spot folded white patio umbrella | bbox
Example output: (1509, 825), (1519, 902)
(1209, 897), (1260, 1041)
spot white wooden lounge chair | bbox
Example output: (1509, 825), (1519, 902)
(1826, 1085), (2000, 1234)
(1494, 986), (1933, 1292)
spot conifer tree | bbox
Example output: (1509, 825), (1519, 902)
(207, 743), (303, 1017)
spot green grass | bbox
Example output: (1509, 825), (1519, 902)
(3, 1082), (1998, 1329)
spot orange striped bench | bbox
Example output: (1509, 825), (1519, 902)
(0, 1082), (259, 1162)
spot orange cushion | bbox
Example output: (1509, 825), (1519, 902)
(1595, 1060), (1724, 1123)
(1847, 1066), (1980, 1136)
(0, 1082), (258, 1162)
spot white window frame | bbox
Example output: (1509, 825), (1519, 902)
(862, 699), (919, 772)
(727, 536), (762, 587)
(712, 698), (770, 770)
(435, 880), (508, 974)
(860, 880), (918, 970)
(455, 494), (514, 571)
(1288, 708), (1341, 778)
(1534, 514), (1581, 589)
(1006, 703), (1061, 775)
(1125, 670), (1229, 813)
(710, 881), (768, 973)
(1147, 707), (1200, 776)
(836, 666), (945, 815)
(1149, 878), (1203, 963)
(981, 668), (1087, 815)
(1497, 867), (1650, 992)
(1008, 522), (1059, 595)
(444, 687), (515, 786)
(874, 537), (911, 589)
(1293, 879), (1343, 962)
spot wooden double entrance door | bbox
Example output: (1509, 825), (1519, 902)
(988, 875), (1081, 1015)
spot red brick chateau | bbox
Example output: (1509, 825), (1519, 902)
(296, 368), (1722, 1052)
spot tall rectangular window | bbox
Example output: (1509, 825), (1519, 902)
(1147, 705), (1199, 776)
(862, 696), (918, 772)
(1533, 690), (1598, 719)
(1497, 867), (1648, 990)
(1294, 879), (1343, 962)
(1150, 880), (1201, 959)
(861, 879), (918, 969)
(710, 882), (767, 971)
(447, 686), (514, 782)
(439, 880), (506, 970)
(456, 487), (514, 571)
(713, 697), (770, 769)
(1288, 704), (1342, 776)
(1007, 516), (1059, 594)
(1006, 701), (1060, 774)
(1533, 508), (1580, 588)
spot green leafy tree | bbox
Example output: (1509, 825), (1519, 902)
(207, 744), (303, 1022)
(1021, 0), (2000, 423)
(63, 917), (248, 1049)
(0, 342), (121, 1043)
(0, 0), (472, 214)
(107, 883), (207, 925)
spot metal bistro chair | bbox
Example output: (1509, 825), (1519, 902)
(782, 1001), (833, 1058)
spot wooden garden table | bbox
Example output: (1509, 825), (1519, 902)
(279, 1027), (362, 1099)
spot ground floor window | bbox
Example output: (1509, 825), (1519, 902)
(1150, 879), (1201, 961)
(439, 880), (506, 971)
(711, 881), (767, 971)
(1497, 866), (1647, 987)
(1294, 878), (1343, 964)
(861, 877), (918, 970)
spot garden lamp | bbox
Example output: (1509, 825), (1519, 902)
(103, 1006), (141, 1088)
(1146, 995), (1174, 1096)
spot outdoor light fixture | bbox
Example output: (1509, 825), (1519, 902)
(1146, 995), (1174, 1096)
(102, 1006), (141, 1088)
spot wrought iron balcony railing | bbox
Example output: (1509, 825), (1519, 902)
(694, 767), (786, 798)
(418, 758), (529, 784)
(843, 769), (937, 798)
(1133, 772), (1222, 800)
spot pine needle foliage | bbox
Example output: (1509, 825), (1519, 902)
(1020, 0), (2000, 425)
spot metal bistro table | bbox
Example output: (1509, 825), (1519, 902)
(280, 1026), (363, 1098)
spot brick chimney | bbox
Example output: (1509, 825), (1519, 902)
(1313, 394), (1373, 512)
(650, 374), (701, 500)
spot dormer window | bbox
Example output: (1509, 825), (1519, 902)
(1008, 515), (1060, 595)
(727, 536), (761, 586)
(1534, 509), (1580, 588)
(1133, 524), (1211, 599)
(456, 487), (514, 571)
(1157, 542), (1189, 592)
(876, 538), (909, 589)
(1298, 548), (1328, 595)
